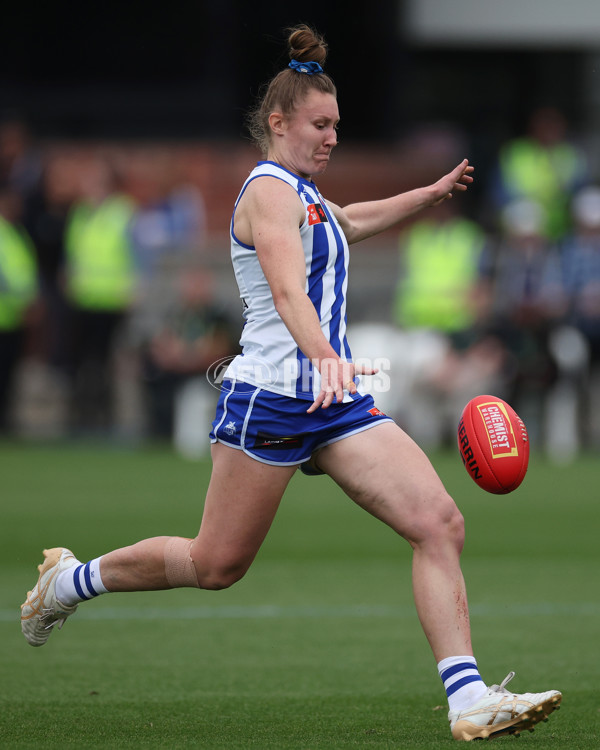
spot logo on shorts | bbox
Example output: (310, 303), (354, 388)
(368, 407), (386, 417)
(254, 432), (305, 450)
(224, 421), (237, 436)
(307, 203), (328, 226)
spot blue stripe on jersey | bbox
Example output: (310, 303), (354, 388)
(343, 330), (352, 360)
(325, 202), (348, 357)
(296, 221), (330, 397)
(307, 222), (328, 307)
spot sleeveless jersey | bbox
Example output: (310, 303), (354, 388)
(225, 161), (356, 401)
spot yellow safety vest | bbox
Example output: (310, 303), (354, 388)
(394, 218), (485, 333)
(0, 217), (37, 330)
(65, 195), (136, 311)
(499, 138), (585, 239)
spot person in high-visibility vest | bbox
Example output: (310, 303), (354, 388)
(392, 202), (502, 448)
(63, 157), (137, 434)
(492, 107), (589, 241)
(0, 187), (38, 431)
(394, 202), (489, 346)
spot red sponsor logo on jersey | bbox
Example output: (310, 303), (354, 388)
(307, 203), (328, 226)
(368, 407), (386, 417)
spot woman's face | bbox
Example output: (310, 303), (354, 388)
(269, 89), (339, 179)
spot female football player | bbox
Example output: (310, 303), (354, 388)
(22, 24), (560, 741)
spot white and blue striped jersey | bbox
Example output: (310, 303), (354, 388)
(225, 161), (357, 401)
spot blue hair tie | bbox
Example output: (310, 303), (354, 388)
(288, 59), (323, 75)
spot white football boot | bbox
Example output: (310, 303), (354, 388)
(21, 547), (79, 647)
(449, 671), (562, 741)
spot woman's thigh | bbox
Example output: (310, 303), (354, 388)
(192, 442), (297, 574)
(316, 421), (457, 543)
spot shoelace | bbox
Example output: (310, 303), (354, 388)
(489, 671), (516, 694)
(40, 608), (67, 631)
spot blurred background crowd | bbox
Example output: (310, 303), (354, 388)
(3, 1), (600, 462)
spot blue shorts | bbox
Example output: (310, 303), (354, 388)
(210, 380), (394, 473)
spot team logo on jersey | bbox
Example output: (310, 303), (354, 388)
(224, 421), (237, 436)
(307, 203), (328, 226)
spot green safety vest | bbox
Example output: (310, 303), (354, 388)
(65, 195), (136, 311)
(499, 138), (585, 239)
(394, 218), (485, 333)
(0, 217), (37, 330)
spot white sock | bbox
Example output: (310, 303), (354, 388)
(55, 557), (109, 606)
(438, 655), (488, 711)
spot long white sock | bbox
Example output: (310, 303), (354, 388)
(438, 655), (488, 711)
(55, 557), (109, 606)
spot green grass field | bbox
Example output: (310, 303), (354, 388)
(1, 441), (598, 748)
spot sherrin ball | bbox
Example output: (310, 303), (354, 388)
(457, 395), (529, 494)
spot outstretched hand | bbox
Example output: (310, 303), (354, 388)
(431, 159), (474, 205)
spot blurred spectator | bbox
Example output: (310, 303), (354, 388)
(0, 185), (38, 432)
(562, 187), (600, 355)
(22, 154), (79, 371)
(64, 155), (137, 436)
(487, 199), (567, 446)
(0, 114), (42, 201)
(125, 149), (207, 346)
(490, 106), (589, 240)
(390, 201), (505, 447)
(558, 185), (600, 447)
(142, 266), (238, 457)
(127, 150), (206, 277)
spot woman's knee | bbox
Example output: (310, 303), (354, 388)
(190, 549), (251, 591)
(409, 490), (465, 551)
(444, 498), (465, 552)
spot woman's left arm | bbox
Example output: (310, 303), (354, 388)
(330, 159), (474, 245)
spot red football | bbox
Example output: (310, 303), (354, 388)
(457, 395), (529, 494)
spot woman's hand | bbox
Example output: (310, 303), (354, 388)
(307, 358), (378, 412)
(431, 159), (474, 205)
